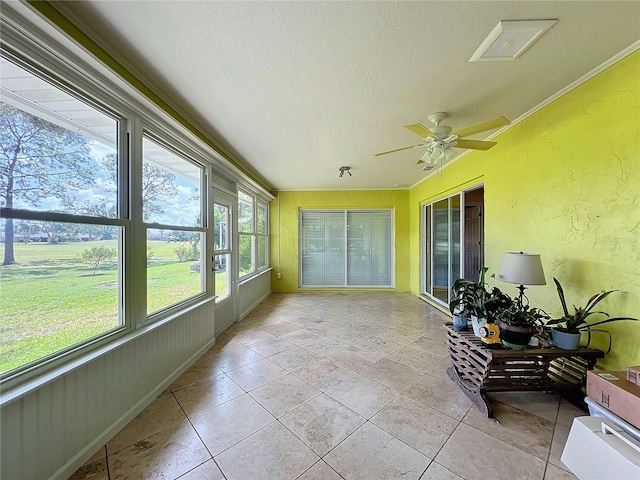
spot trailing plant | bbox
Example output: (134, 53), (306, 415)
(497, 302), (549, 328)
(483, 287), (513, 323)
(546, 277), (639, 334)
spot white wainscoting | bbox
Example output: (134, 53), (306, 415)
(238, 268), (272, 320)
(0, 299), (215, 480)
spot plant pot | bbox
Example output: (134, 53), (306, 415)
(452, 314), (468, 331)
(471, 315), (486, 337)
(497, 319), (536, 349)
(551, 328), (581, 350)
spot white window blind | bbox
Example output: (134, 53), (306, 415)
(347, 211), (392, 286)
(300, 210), (392, 287)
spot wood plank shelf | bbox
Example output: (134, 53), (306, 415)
(444, 322), (604, 417)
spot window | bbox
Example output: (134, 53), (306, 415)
(256, 200), (269, 270)
(0, 15), (271, 388)
(238, 190), (254, 277)
(238, 189), (269, 278)
(213, 202), (231, 300)
(143, 136), (205, 315)
(300, 210), (392, 287)
(0, 54), (124, 375)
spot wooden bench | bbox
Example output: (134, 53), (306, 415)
(444, 322), (604, 417)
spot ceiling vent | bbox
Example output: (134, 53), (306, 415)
(470, 20), (557, 62)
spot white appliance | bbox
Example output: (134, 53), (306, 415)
(562, 416), (640, 480)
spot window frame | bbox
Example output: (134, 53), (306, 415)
(421, 191), (464, 307)
(237, 187), (270, 281)
(141, 131), (208, 319)
(0, 18), (216, 388)
(0, 46), (132, 382)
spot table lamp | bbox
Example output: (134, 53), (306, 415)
(497, 252), (546, 307)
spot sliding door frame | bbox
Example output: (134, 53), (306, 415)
(421, 184), (484, 308)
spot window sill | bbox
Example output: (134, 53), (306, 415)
(238, 267), (273, 286)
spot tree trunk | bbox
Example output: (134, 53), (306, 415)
(3, 146), (18, 265)
(3, 217), (16, 265)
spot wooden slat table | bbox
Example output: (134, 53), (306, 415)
(444, 322), (604, 417)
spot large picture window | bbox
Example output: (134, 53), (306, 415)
(300, 210), (392, 287)
(0, 54), (124, 375)
(142, 136), (205, 315)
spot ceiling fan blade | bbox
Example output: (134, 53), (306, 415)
(455, 139), (497, 151)
(374, 144), (421, 156)
(404, 123), (435, 138)
(453, 116), (510, 138)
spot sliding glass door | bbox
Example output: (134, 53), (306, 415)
(300, 210), (392, 287)
(423, 188), (482, 306)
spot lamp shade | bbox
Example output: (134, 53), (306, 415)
(497, 252), (546, 286)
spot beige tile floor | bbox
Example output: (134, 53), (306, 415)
(70, 292), (582, 480)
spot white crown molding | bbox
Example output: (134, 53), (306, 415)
(412, 39), (640, 190)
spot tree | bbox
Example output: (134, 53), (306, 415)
(82, 201), (118, 239)
(80, 246), (117, 275)
(0, 103), (94, 265)
(99, 154), (178, 221)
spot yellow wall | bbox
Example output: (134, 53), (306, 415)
(410, 51), (640, 369)
(270, 190), (410, 292)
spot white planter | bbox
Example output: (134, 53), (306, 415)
(552, 328), (581, 350)
(471, 316), (486, 337)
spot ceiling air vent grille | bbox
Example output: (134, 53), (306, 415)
(470, 20), (557, 62)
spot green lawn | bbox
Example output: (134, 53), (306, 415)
(0, 239), (227, 374)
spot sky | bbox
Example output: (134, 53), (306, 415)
(10, 140), (201, 227)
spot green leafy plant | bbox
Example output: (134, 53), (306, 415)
(449, 267), (489, 319)
(546, 277), (639, 334)
(497, 302), (549, 327)
(483, 287), (512, 322)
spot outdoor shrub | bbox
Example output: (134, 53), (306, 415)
(175, 240), (200, 262)
(80, 246), (117, 275)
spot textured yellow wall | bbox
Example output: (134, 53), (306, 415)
(410, 51), (640, 369)
(270, 190), (410, 292)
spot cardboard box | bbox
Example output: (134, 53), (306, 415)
(627, 366), (640, 386)
(587, 370), (640, 429)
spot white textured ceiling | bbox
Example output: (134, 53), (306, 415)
(52, 1), (640, 191)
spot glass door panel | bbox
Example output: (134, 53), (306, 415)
(423, 193), (466, 306)
(213, 202), (231, 301)
(432, 198), (450, 302)
(450, 194), (462, 301)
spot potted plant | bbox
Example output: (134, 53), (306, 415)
(449, 267), (489, 334)
(496, 301), (549, 349)
(545, 278), (639, 350)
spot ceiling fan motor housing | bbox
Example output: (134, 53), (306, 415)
(429, 125), (453, 137)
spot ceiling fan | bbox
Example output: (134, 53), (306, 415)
(375, 112), (510, 165)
